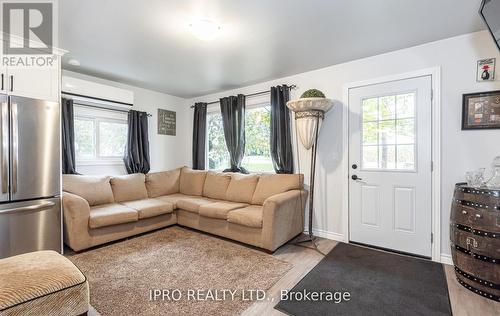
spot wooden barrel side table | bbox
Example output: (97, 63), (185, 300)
(450, 183), (500, 302)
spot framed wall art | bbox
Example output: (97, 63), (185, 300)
(462, 90), (500, 130)
(157, 109), (176, 135)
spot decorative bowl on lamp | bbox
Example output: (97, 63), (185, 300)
(286, 91), (333, 150)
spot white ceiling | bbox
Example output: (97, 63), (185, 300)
(59, 0), (485, 98)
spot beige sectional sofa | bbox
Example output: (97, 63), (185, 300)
(62, 167), (307, 252)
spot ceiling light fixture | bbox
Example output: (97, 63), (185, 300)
(189, 19), (221, 41)
(68, 58), (80, 66)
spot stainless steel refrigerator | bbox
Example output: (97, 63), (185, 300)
(0, 94), (61, 259)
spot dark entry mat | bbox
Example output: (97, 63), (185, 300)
(275, 243), (452, 316)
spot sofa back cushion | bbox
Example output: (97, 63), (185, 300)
(225, 173), (260, 204)
(145, 168), (181, 198)
(251, 173), (304, 205)
(202, 171), (232, 200)
(62, 175), (114, 206)
(179, 167), (207, 196)
(110, 174), (148, 202)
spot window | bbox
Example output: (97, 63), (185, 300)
(242, 106), (273, 172)
(207, 104), (274, 172)
(74, 106), (128, 164)
(361, 92), (416, 170)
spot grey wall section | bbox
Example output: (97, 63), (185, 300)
(62, 70), (190, 175)
(186, 31), (500, 257)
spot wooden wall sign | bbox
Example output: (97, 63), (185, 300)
(158, 109), (176, 136)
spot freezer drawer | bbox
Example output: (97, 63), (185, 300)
(0, 197), (61, 258)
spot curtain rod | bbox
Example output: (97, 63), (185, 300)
(190, 84), (297, 108)
(62, 91), (152, 117)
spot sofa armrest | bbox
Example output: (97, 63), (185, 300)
(261, 189), (308, 251)
(62, 192), (91, 251)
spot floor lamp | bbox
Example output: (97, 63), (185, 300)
(287, 96), (333, 254)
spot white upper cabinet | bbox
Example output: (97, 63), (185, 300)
(6, 58), (60, 102)
(1, 33), (65, 102)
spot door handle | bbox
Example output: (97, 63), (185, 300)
(9, 75), (13, 92)
(0, 102), (8, 194)
(11, 103), (18, 194)
(351, 174), (367, 183)
(0, 201), (55, 215)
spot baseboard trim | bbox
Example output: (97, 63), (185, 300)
(306, 227), (346, 242)
(440, 254), (453, 266)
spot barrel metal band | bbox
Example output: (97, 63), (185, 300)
(455, 186), (500, 197)
(455, 273), (500, 302)
(454, 266), (500, 289)
(453, 244), (499, 264)
(454, 198), (500, 210)
(454, 223), (500, 239)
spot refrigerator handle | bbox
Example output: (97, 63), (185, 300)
(11, 103), (18, 194)
(1, 101), (7, 194)
(0, 201), (55, 215)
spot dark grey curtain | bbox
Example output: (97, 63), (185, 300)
(61, 98), (77, 174)
(220, 94), (248, 173)
(124, 110), (150, 174)
(270, 85), (294, 173)
(192, 102), (207, 170)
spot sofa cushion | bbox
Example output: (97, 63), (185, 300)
(120, 199), (174, 219)
(198, 201), (248, 219)
(176, 196), (214, 213)
(179, 167), (207, 196)
(89, 203), (138, 229)
(110, 174), (148, 203)
(145, 168), (181, 198)
(227, 205), (263, 228)
(251, 174), (304, 205)
(202, 171), (232, 200)
(62, 175), (114, 206)
(225, 173), (260, 204)
(155, 193), (195, 209)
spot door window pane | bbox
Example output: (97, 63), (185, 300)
(361, 92), (416, 170)
(362, 98), (378, 121)
(397, 145), (415, 170)
(362, 146), (378, 169)
(99, 121), (128, 157)
(379, 95), (396, 120)
(396, 118), (415, 144)
(362, 122), (378, 145)
(75, 118), (95, 160)
(379, 120), (396, 144)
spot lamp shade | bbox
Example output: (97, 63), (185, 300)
(287, 98), (333, 150)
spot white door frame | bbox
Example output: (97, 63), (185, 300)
(341, 67), (441, 262)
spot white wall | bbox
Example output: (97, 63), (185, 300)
(63, 70), (190, 175)
(187, 31), (500, 256)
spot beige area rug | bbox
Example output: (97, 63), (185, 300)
(66, 227), (292, 316)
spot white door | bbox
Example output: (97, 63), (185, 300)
(348, 76), (432, 257)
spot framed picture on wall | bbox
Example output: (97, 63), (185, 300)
(462, 90), (500, 130)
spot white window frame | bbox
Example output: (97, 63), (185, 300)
(205, 97), (275, 174)
(74, 105), (128, 166)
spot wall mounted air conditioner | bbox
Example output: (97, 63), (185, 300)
(62, 75), (134, 108)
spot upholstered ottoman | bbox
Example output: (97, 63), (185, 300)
(0, 251), (89, 316)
